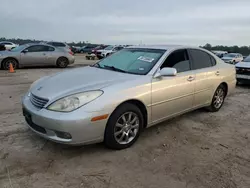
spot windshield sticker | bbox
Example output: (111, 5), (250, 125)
(138, 56), (155, 63)
(139, 67), (145, 71)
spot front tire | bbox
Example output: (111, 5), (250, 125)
(206, 84), (226, 112)
(104, 103), (144, 150)
(56, 57), (69, 68)
(2, 58), (18, 70)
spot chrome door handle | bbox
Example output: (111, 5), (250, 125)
(215, 71), (220, 76)
(187, 76), (195, 81)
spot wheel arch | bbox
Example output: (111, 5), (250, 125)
(57, 56), (69, 62)
(109, 99), (148, 128)
(220, 82), (228, 96)
(1, 57), (19, 69)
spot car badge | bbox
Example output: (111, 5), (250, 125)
(37, 86), (43, 91)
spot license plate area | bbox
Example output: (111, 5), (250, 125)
(236, 74), (250, 79)
(23, 108), (47, 134)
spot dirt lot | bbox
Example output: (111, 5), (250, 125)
(0, 55), (250, 188)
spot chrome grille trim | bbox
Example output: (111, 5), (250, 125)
(30, 93), (49, 108)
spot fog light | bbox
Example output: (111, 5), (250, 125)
(55, 131), (72, 139)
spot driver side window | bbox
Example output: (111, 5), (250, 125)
(160, 49), (191, 73)
(25, 45), (46, 52)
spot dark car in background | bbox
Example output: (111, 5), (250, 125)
(0, 44), (6, 51)
(71, 46), (81, 54)
(79, 44), (99, 53)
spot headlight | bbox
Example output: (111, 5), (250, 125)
(47, 90), (103, 112)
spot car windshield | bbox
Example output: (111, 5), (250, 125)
(243, 56), (250, 62)
(223, 54), (237, 58)
(11, 45), (26, 52)
(104, 46), (114, 50)
(95, 48), (166, 75)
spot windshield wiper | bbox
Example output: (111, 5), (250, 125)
(90, 63), (100, 67)
(103, 65), (127, 73)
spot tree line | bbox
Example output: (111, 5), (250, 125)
(0, 37), (87, 47)
(202, 43), (250, 56)
(1, 38), (250, 56)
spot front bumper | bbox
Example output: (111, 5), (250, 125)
(22, 94), (109, 145)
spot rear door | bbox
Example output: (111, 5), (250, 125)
(20, 45), (47, 66)
(188, 49), (219, 108)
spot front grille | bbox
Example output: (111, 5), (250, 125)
(96, 52), (101, 55)
(30, 93), (49, 108)
(236, 67), (250, 75)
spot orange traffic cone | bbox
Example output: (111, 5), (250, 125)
(9, 63), (15, 73)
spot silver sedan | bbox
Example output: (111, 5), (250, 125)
(22, 45), (236, 149)
(0, 43), (75, 70)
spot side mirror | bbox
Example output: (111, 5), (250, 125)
(22, 49), (28, 53)
(154, 68), (177, 78)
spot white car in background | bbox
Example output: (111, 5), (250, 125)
(96, 46), (124, 59)
(212, 50), (227, 58)
(0, 41), (18, 50)
(221, 53), (243, 64)
(235, 55), (250, 83)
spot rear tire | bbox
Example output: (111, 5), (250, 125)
(104, 103), (144, 150)
(206, 84), (226, 112)
(2, 58), (18, 70)
(56, 57), (69, 68)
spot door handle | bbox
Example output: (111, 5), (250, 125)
(187, 76), (195, 81)
(43, 53), (46, 55)
(215, 71), (220, 76)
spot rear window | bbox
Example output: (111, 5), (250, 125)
(189, 49), (214, 70)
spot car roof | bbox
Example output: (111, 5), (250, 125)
(127, 45), (199, 50)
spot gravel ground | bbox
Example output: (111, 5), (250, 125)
(0, 56), (250, 188)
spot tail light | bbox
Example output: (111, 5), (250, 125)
(69, 51), (74, 55)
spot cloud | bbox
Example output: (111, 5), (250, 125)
(0, 0), (250, 45)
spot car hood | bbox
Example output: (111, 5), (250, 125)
(235, 61), (250, 68)
(31, 66), (139, 100)
(221, 57), (234, 60)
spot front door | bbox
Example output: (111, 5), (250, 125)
(151, 49), (195, 123)
(20, 45), (46, 66)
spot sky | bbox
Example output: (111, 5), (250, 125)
(1, 0), (250, 46)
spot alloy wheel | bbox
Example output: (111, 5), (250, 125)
(213, 88), (225, 109)
(114, 112), (139, 145)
